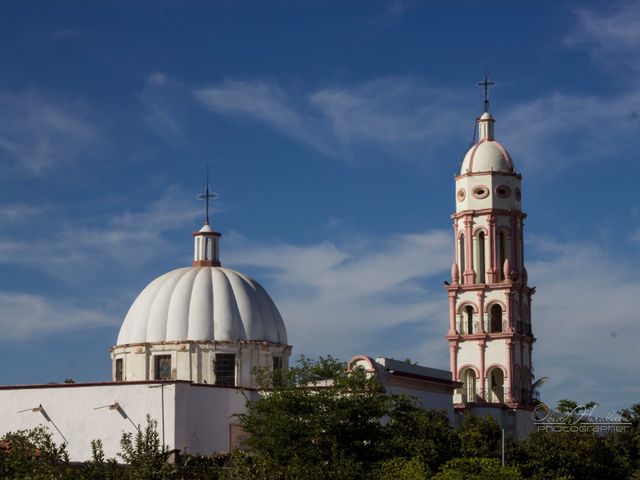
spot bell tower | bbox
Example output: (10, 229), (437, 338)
(445, 77), (536, 424)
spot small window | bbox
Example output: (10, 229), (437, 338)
(154, 355), (172, 380)
(457, 188), (466, 202)
(115, 358), (123, 382)
(515, 187), (522, 201)
(214, 354), (236, 386)
(495, 185), (511, 198)
(472, 185), (489, 199)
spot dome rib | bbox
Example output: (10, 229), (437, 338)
(212, 268), (245, 341)
(166, 268), (198, 340)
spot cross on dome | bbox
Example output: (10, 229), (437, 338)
(196, 165), (219, 226)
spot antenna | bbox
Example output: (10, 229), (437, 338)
(477, 70), (495, 113)
(196, 165), (219, 225)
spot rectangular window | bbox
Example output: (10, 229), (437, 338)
(115, 358), (123, 382)
(154, 355), (172, 380)
(272, 356), (284, 386)
(273, 356), (283, 372)
(214, 354), (236, 386)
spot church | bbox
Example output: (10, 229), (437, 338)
(0, 86), (537, 460)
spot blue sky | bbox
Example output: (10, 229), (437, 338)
(1, 1), (639, 415)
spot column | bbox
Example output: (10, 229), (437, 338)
(478, 341), (486, 400)
(506, 340), (514, 403)
(476, 291), (485, 333)
(450, 343), (459, 381)
(488, 214), (497, 283)
(448, 292), (457, 335)
(464, 215), (475, 284)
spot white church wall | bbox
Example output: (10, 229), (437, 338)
(484, 339), (507, 370)
(0, 382), (176, 461)
(173, 383), (256, 454)
(457, 341), (479, 373)
(0, 381), (254, 461)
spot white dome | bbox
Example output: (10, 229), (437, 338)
(460, 139), (514, 174)
(116, 266), (287, 345)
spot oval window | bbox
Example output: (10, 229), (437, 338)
(495, 185), (511, 198)
(457, 188), (466, 202)
(472, 185), (489, 199)
(515, 187), (521, 201)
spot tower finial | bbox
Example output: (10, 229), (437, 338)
(477, 70), (495, 113)
(197, 165), (218, 226)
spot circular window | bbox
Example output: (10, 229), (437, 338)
(515, 187), (521, 201)
(495, 185), (511, 198)
(472, 185), (490, 199)
(457, 188), (466, 202)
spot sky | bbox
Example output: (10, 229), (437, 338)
(1, 0), (639, 416)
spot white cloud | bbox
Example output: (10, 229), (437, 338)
(0, 292), (116, 340)
(526, 236), (640, 411)
(194, 77), (472, 163)
(0, 203), (47, 226)
(499, 90), (640, 173)
(0, 186), (202, 282)
(566, 2), (640, 78)
(226, 229), (452, 364)
(194, 80), (336, 156)
(193, 75), (640, 174)
(140, 73), (186, 145)
(223, 228), (639, 412)
(0, 90), (98, 174)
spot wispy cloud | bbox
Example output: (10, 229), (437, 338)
(566, 2), (640, 79)
(194, 77), (471, 163)
(0, 292), (116, 340)
(0, 203), (47, 227)
(193, 75), (640, 174)
(0, 186), (201, 282)
(0, 90), (98, 174)
(140, 73), (187, 145)
(500, 90), (640, 173)
(194, 80), (337, 156)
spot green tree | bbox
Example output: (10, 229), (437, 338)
(236, 356), (389, 476)
(118, 415), (175, 480)
(384, 399), (456, 471)
(455, 413), (502, 459)
(0, 425), (72, 480)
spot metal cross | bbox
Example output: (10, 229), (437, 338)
(478, 73), (495, 113)
(197, 165), (218, 225)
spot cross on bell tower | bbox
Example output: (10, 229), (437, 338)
(478, 73), (495, 113)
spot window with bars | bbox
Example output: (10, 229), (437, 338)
(154, 355), (172, 380)
(214, 354), (236, 386)
(115, 358), (123, 382)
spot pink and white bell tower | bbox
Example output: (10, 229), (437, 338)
(445, 78), (536, 431)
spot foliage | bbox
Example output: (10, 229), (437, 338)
(0, 425), (72, 479)
(376, 456), (431, 480)
(432, 457), (522, 480)
(384, 399), (457, 471)
(455, 413), (502, 459)
(118, 415), (175, 480)
(237, 355), (391, 472)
